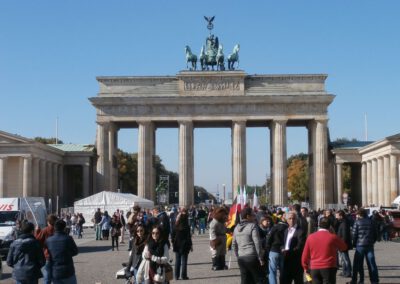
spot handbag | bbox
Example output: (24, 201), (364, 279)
(164, 263), (173, 281)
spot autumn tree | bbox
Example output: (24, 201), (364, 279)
(287, 153), (309, 202)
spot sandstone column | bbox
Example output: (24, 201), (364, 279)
(0, 157), (7, 197)
(367, 160), (373, 205)
(384, 155), (390, 206)
(271, 120), (287, 205)
(390, 155), (399, 202)
(179, 121), (194, 206)
(47, 162), (53, 201)
(58, 164), (64, 207)
(39, 159), (46, 197)
(336, 163), (343, 204)
(96, 122), (110, 191)
(314, 119), (328, 209)
(108, 122), (118, 191)
(22, 156), (32, 197)
(372, 159), (378, 206)
(232, 120), (246, 198)
(377, 157), (384, 206)
(53, 163), (58, 199)
(307, 122), (315, 207)
(361, 162), (367, 206)
(32, 158), (40, 196)
(138, 121), (155, 200)
(83, 162), (90, 197)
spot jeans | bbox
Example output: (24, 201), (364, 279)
(112, 236), (119, 249)
(175, 252), (188, 279)
(268, 251), (282, 284)
(198, 218), (206, 234)
(310, 267), (337, 284)
(352, 245), (379, 284)
(95, 224), (102, 240)
(238, 256), (264, 284)
(339, 251), (352, 277)
(41, 260), (52, 284)
(189, 218), (196, 234)
(52, 275), (77, 284)
(16, 280), (38, 284)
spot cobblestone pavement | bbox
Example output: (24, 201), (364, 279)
(2, 229), (400, 283)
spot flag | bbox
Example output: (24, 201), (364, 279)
(240, 186), (244, 208)
(253, 190), (259, 210)
(243, 185), (247, 206)
(236, 185), (242, 212)
(226, 195), (241, 229)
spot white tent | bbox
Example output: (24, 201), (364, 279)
(74, 191), (154, 226)
(393, 195), (400, 206)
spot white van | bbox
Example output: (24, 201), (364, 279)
(0, 197), (47, 240)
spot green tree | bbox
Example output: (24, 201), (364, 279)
(34, 137), (63, 144)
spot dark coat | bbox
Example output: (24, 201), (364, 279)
(352, 217), (378, 247)
(7, 233), (45, 281)
(265, 222), (288, 253)
(336, 218), (353, 250)
(45, 231), (78, 280)
(283, 226), (306, 258)
(172, 224), (192, 254)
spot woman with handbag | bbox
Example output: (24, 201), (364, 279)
(137, 226), (169, 284)
(172, 208), (193, 280)
(110, 216), (122, 251)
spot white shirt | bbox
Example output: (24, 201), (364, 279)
(284, 226), (297, 250)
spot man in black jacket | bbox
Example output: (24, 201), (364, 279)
(281, 211), (306, 284)
(7, 221), (45, 284)
(349, 208), (379, 284)
(266, 219), (287, 284)
(335, 210), (352, 278)
(45, 219), (79, 284)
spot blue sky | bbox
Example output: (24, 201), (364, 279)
(1, 1), (399, 195)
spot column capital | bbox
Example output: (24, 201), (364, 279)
(137, 120), (153, 127)
(178, 120), (193, 126)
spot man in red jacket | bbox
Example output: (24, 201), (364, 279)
(301, 217), (347, 284)
(35, 214), (58, 284)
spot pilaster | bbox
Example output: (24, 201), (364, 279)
(390, 155), (399, 202)
(336, 163), (343, 204)
(372, 159), (378, 206)
(361, 162), (367, 206)
(0, 157), (8, 197)
(367, 160), (372, 206)
(384, 155), (390, 206)
(377, 157), (384, 206)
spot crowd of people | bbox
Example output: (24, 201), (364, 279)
(4, 202), (395, 284)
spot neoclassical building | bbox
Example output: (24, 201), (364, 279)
(331, 134), (400, 207)
(0, 130), (96, 208)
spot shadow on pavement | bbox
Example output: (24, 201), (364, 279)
(78, 245), (111, 253)
(188, 274), (241, 280)
(378, 266), (400, 270)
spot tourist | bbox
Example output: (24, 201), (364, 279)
(281, 211), (306, 284)
(349, 208), (379, 284)
(335, 210), (353, 278)
(45, 219), (78, 284)
(197, 206), (207, 235)
(119, 209), (126, 244)
(35, 214), (58, 284)
(7, 221), (45, 284)
(301, 217), (347, 283)
(172, 207), (193, 280)
(136, 226), (169, 284)
(300, 207), (317, 237)
(127, 205), (141, 250)
(99, 210), (111, 240)
(147, 206), (171, 245)
(125, 224), (147, 282)
(188, 205), (197, 234)
(93, 208), (102, 240)
(110, 215), (122, 251)
(232, 207), (264, 284)
(266, 215), (288, 284)
(209, 207), (228, 270)
(76, 213), (85, 239)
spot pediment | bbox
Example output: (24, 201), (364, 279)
(0, 130), (33, 145)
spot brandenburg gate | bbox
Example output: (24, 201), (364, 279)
(89, 71), (335, 209)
